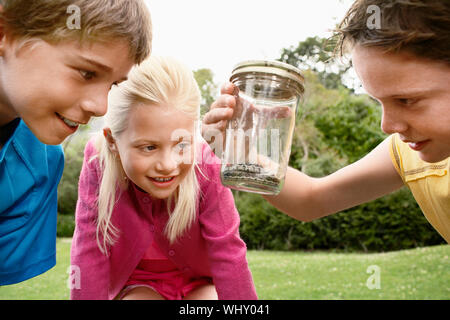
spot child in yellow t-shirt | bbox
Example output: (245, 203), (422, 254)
(390, 134), (449, 241)
(202, 0), (450, 242)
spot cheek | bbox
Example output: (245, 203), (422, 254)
(15, 71), (74, 115)
(41, 71), (78, 108)
(421, 113), (450, 140)
(438, 111), (450, 141)
(179, 163), (193, 179)
(2, 67), (35, 115)
(120, 155), (148, 179)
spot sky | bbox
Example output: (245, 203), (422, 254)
(145, 0), (356, 87)
(85, 0), (358, 134)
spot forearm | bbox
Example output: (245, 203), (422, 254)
(262, 138), (404, 222)
(262, 167), (326, 222)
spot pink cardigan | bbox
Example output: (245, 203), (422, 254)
(70, 138), (257, 300)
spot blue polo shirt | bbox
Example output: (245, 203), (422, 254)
(0, 119), (64, 285)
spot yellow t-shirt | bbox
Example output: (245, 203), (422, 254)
(389, 134), (450, 243)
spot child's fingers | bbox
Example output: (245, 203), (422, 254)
(203, 104), (234, 125)
(214, 94), (236, 111)
(202, 90), (237, 145)
(202, 120), (227, 137)
(220, 81), (237, 95)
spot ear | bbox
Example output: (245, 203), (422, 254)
(103, 128), (119, 155)
(0, 5), (15, 58)
(0, 5), (6, 57)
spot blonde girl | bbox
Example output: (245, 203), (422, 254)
(70, 56), (257, 300)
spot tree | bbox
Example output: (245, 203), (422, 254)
(57, 135), (88, 216)
(193, 68), (218, 116)
(279, 36), (351, 90)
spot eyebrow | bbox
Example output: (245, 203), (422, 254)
(388, 89), (433, 98)
(370, 88), (436, 101)
(133, 139), (159, 145)
(133, 137), (189, 145)
(78, 56), (128, 82)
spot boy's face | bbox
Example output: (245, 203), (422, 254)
(352, 45), (450, 163)
(110, 103), (195, 200)
(0, 38), (135, 144)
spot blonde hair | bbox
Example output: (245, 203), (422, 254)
(0, 0), (152, 63)
(94, 56), (202, 254)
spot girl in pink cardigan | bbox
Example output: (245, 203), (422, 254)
(70, 56), (257, 300)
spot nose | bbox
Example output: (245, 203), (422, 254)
(380, 104), (408, 135)
(79, 87), (109, 117)
(155, 149), (178, 174)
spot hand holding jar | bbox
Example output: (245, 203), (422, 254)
(203, 60), (305, 195)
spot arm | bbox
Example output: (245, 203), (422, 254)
(202, 83), (404, 222)
(263, 136), (404, 221)
(70, 140), (110, 300)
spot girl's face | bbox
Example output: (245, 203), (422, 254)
(111, 103), (196, 200)
(352, 45), (450, 163)
(0, 37), (134, 144)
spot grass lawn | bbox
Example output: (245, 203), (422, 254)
(0, 238), (448, 300)
(248, 245), (449, 299)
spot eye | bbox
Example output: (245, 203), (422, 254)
(174, 142), (191, 154)
(179, 142), (189, 149)
(140, 145), (156, 152)
(79, 70), (96, 80)
(396, 98), (417, 106)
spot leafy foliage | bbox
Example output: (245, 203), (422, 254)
(57, 134), (88, 236)
(193, 68), (217, 116)
(279, 36), (351, 90)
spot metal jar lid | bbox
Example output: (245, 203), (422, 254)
(230, 60), (305, 95)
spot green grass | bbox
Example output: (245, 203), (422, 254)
(0, 239), (448, 300)
(0, 238), (72, 300)
(248, 246), (450, 299)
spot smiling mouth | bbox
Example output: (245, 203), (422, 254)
(407, 140), (430, 151)
(150, 177), (175, 183)
(56, 113), (82, 128)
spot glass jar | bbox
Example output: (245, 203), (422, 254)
(220, 60), (305, 195)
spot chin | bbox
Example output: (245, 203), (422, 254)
(418, 152), (449, 163)
(27, 123), (68, 145)
(35, 132), (67, 145)
(148, 189), (175, 200)
(151, 193), (172, 200)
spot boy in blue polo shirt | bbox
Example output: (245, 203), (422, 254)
(0, 0), (152, 285)
(0, 118), (64, 284)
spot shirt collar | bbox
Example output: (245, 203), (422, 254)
(0, 118), (21, 163)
